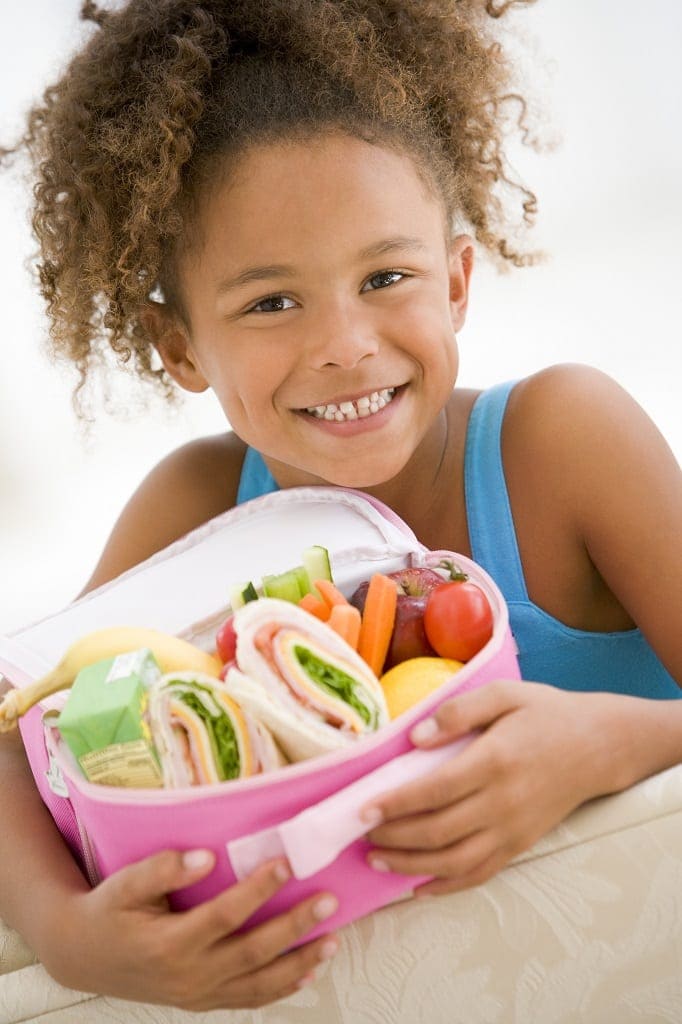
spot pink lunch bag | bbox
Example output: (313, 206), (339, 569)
(0, 487), (520, 942)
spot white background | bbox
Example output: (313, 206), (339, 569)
(1, 1), (680, 634)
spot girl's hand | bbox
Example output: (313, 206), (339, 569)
(42, 851), (340, 1010)
(361, 680), (623, 896)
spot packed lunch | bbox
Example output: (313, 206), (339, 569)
(0, 545), (494, 790)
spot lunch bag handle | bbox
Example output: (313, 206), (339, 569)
(227, 735), (475, 881)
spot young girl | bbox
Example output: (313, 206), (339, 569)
(1, 0), (681, 1012)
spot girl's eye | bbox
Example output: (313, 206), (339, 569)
(362, 270), (406, 292)
(249, 294), (296, 314)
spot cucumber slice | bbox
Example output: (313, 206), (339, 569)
(262, 570), (304, 603)
(229, 582), (250, 611)
(293, 565), (312, 598)
(229, 580), (259, 610)
(302, 545), (333, 598)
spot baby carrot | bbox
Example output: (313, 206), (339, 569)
(314, 578), (350, 609)
(328, 603), (362, 650)
(357, 573), (398, 676)
(299, 592), (331, 621)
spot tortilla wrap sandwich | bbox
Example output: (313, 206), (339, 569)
(224, 598), (390, 762)
(149, 672), (286, 787)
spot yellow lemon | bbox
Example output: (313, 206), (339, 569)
(379, 657), (464, 719)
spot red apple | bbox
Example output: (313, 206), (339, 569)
(350, 567), (446, 670)
(387, 567), (447, 598)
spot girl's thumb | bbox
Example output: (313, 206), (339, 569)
(107, 848), (216, 908)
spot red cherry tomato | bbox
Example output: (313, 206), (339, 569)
(423, 581), (493, 661)
(215, 615), (238, 664)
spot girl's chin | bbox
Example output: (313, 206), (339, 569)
(295, 457), (407, 490)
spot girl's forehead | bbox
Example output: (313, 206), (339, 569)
(190, 134), (448, 259)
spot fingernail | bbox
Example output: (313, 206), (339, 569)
(297, 970), (316, 989)
(273, 860), (291, 883)
(370, 857), (391, 873)
(411, 717), (439, 743)
(313, 895), (339, 921)
(360, 806), (383, 826)
(319, 938), (339, 961)
(182, 849), (214, 871)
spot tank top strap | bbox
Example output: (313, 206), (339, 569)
(236, 446), (279, 505)
(464, 380), (529, 604)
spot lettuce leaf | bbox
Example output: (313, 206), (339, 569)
(293, 646), (378, 728)
(178, 690), (240, 780)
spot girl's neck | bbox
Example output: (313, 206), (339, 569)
(364, 391), (476, 554)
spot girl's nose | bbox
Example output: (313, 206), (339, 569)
(305, 308), (380, 370)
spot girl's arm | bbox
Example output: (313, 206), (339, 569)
(0, 718), (339, 1005)
(79, 431), (245, 592)
(0, 432), (341, 1007)
(514, 363), (682, 681)
(360, 365), (682, 893)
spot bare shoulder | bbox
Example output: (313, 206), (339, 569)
(501, 363), (682, 664)
(504, 362), (678, 494)
(506, 362), (645, 448)
(80, 431), (247, 595)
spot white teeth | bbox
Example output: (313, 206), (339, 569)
(305, 387), (396, 421)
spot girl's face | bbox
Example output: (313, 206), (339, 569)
(160, 134), (472, 488)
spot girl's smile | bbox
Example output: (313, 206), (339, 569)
(297, 384), (405, 438)
(159, 133), (473, 490)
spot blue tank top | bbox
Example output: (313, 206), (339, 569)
(236, 383), (680, 699)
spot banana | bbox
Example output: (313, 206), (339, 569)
(0, 626), (222, 733)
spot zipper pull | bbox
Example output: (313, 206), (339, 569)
(46, 751), (69, 798)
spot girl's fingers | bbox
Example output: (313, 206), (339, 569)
(175, 858), (294, 947)
(413, 848), (509, 896)
(102, 848), (217, 910)
(363, 735), (496, 827)
(367, 790), (487, 851)
(179, 859), (340, 963)
(410, 680), (524, 748)
(217, 889), (340, 978)
(219, 932), (340, 1009)
(367, 827), (498, 882)
(359, 682), (529, 828)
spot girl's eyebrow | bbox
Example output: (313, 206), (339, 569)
(359, 236), (427, 259)
(214, 237), (427, 295)
(215, 264), (295, 295)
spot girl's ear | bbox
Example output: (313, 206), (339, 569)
(140, 301), (209, 393)
(447, 235), (474, 332)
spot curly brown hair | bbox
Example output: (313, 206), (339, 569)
(1, 0), (539, 413)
